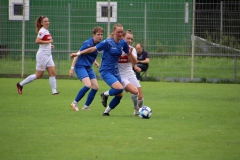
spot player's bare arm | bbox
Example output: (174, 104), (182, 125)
(35, 37), (53, 44)
(133, 65), (141, 73)
(93, 60), (100, 68)
(69, 56), (78, 77)
(128, 47), (138, 65)
(70, 46), (97, 58)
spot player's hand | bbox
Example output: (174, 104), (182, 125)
(70, 53), (77, 58)
(94, 62), (100, 68)
(51, 45), (54, 49)
(129, 47), (133, 54)
(136, 68), (142, 73)
(138, 68), (142, 72)
(134, 66), (141, 73)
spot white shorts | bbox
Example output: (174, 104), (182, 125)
(121, 76), (141, 89)
(36, 51), (55, 71)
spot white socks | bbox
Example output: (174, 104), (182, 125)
(20, 74), (37, 86)
(131, 94), (138, 109)
(104, 106), (112, 113)
(138, 99), (144, 108)
(73, 100), (77, 104)
(19, 75), (57, 94)
(49, 76), (57, 94)
(104, 90), (109, 96)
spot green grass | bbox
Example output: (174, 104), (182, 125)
(0, 78), (240, 160)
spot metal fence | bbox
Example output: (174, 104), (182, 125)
(0, 0), (239, 82)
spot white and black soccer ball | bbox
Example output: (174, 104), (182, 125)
(138, 106), (152, 119)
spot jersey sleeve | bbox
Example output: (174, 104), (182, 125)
(37, 28), (46, 39)
(80, 40), (90, 51)
(122, 41), (130, 54)
(96, 40), (109, 52)
(132, 48), (137, 57)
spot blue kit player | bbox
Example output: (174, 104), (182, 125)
(69, 26), (104, 111)
(71, 23), (133, 116)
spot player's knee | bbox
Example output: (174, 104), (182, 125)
(92, 86), (99, 90)
(91, 84), (99, 90)
(132, 89), (139, 95)
(85, 84), (91, 88)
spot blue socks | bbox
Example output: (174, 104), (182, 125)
(85, 89), (98, 106)
(109, 88), (123, 96)
(75, 86), (122, 110)
(75, 86), (90, 102)
(109, 96), (122, 109)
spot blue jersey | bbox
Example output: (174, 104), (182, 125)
(75, 38), (99, 68)
(96, 38), (129, 76)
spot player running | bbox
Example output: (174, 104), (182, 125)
(71, 23), (133, 116)
(16, 16), (58, 95)
(118, 29), (145, 116)
(69, 26), (103, 111)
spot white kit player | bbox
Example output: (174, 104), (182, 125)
(16, 16), (58, 95)
(118, 29), (145, 115)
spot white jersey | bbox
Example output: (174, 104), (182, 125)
(118, 47), (141, 88)
(37, 27), (52, 53)
(36, 27), (54, 71)
(118, 47), (137, 78)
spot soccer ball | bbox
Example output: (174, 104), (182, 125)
(138, 106), (152, 119)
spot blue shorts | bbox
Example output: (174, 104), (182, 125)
(100, 72), (122, 87)
(75, 66), (96, 81)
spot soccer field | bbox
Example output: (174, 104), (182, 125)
(0, 78), (240, 160)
